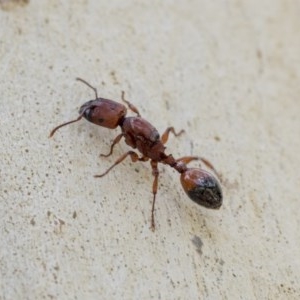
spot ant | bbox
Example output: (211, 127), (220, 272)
(50, 78), (222, 231)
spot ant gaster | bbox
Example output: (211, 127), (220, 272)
(50, 78), (222, 231)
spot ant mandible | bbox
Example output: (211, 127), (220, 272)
(50, 78), (222, 231)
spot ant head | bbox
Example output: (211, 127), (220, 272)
(49, 98), (127, 138)
(79, 99), (127, 129)
(180, 168), (222, 209)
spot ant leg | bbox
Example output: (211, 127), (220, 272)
(76, 77), (98, 99)
(161, 127), (185, 144)
(177, 156), (221, 180)
(100, 133), (124, 157)
(121, 91), (141, 117)
(198, 157), (221, 179)
(94, 151), (140, 178)
(139, 156), (150, 162)
(176, 156), (199, 165)
(150, 160), (159, 231)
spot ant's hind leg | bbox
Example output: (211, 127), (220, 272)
(94, 150), (140, 178)
(176, 156), (221, 180)
(150, 160), (159, 231)
(121, 91), (141, 117)
(161, 127), (185, 144)
(100, 133), (124, 157)
(176, 156), (199, 165)
(198, 157), (222, 180)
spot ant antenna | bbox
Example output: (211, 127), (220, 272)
(49, 112), (86, 138)
(76, 77), (98, 99)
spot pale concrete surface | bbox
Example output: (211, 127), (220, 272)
(1, 1), (300, 299)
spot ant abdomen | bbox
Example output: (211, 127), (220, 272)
(180, 168), (222, 209)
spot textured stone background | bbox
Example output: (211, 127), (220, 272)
(1, 1), (299, 299)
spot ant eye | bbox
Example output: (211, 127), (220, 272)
(84, 108), (92, 121)
(180, 168), (222, 209)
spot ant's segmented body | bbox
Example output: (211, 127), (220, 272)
(50, 78), (222, 230)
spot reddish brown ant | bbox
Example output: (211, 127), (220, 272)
(50, 78), (222, 231)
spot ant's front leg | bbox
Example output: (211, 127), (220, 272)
(100, 133), (124, 157)
(121, 91), (141, 117)
(161, 127), (185, 145)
